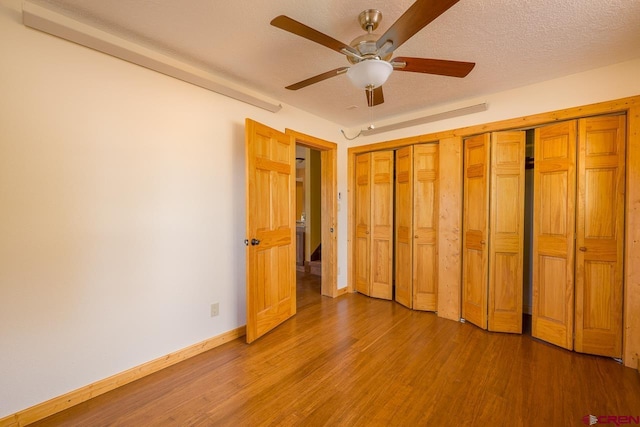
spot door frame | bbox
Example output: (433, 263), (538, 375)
(286, 129), (339, 297)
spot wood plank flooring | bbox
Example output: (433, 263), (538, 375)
(32, 272), (640, 426)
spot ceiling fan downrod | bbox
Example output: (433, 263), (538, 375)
(358, 9), (382, 33)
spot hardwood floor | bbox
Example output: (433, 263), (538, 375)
(32, 272), (640, 426)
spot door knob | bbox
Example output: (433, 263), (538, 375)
(251, 238), (261, 246)
(480, 240), (486, 245)
(579, 246), (587, 252)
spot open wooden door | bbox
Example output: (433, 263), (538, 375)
(245, 119), (296, 343)
(575, 116), (625, 357)
(462, 134), (490, 329)
(532, 121), (577, 350)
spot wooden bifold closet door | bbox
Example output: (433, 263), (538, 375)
(533, 116), (626, 358)
(532, 121), (577, 349)
(395, 147), (413, 308)
(355, 153), (371, 296)
(462, 131), (525, 332)
(354, 151), (394, 300)
(395, 144), (439, 311)
(574, 116), (625, 357)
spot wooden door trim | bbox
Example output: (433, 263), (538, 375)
(285, 129), (340, 297)
(625, 105), (640, 370)
(437, 137), (463, 321)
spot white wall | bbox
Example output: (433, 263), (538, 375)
(0, 0), (345, 417)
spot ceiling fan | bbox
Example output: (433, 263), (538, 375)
(271, 0), (475, 107)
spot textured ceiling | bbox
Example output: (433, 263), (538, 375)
(27, 0), (640, 127)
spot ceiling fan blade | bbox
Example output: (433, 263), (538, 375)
(393, 57), (475, 77)
(376, 0), (460, 53)
(366, 87), (385, 107)
(285, 67), (349, 90)
(271, 15), (359, 56)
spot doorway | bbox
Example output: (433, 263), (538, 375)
(244, 121), (339, 343)
(295, 145), (322, 279)
(286, 129), (338, 298)
(295, 145), (323, 306)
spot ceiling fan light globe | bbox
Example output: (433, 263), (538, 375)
(346, 59), (393, 89)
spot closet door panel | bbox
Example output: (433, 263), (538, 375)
(488, 131), (525, 333)
(395, 147), (413, 308)
(533, 121), (577, 350)
(575, 116), (625, 357)
(413, 144), (439, 311)
(355, 153), (371, 295)
(370, 151), (394, 300)
(462, 134), (490, 329)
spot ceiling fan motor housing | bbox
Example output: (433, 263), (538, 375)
(347, 10), (392, 64)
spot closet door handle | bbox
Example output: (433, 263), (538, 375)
(480, 240), (486, 245)
(579, 246), (587, 252)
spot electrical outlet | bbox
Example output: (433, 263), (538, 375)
(210, 303), (219, 317)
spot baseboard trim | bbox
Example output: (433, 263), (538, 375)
(0, 326), (246, 427)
